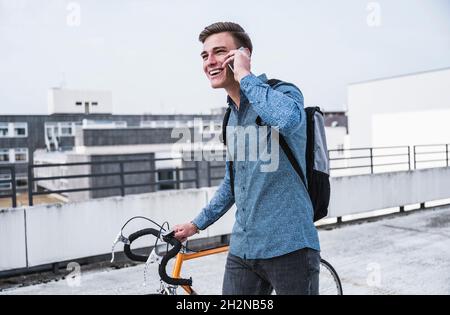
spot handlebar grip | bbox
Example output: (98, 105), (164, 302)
(158, 234), (192, 286)
(123, 228), (159, 262)
(123, 228), (192, 286)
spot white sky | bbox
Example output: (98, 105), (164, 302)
(1, 0), (450, 115)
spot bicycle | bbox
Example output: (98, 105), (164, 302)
(111, 217), (343, 295)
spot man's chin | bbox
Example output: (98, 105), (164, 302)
(210, 81), (225, 89)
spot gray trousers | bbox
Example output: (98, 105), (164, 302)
(222, 248), (320, 295)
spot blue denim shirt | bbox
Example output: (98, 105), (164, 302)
(193, 73), (320, 259)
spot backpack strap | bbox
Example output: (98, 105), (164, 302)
(221, 107), (232, 146)
(221, 107), (234, 196)
(267, 78), (282, 87)
(278, 134), (307, 189)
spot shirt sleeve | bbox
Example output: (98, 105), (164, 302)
(192, 161), (235, 230)
(239, 73), (305, 136)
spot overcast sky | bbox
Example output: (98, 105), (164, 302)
(1, 0), (450, 115)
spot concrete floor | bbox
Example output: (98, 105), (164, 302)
(1, 204), (450, 295)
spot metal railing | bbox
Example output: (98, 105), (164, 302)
(1, 143), (449, 208)
(413, 144), (449, 169)
(329, 145), (411, 176)
(26, 157), (200, 206)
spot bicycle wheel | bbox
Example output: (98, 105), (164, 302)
(319, 259), (343, 295)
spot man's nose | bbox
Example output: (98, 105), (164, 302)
(206, 54), (218, 67)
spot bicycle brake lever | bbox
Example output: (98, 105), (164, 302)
(161, 229), (175, 242)
(143, 248), (162, 286)
(110, 231), (130, 263)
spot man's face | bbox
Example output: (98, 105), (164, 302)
(201, 32), (237, 89)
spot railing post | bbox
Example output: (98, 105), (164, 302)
(207, 161), (211, 187)
(407, 146), (411, 171)
(195, 161), (200, 189)
(11, 166), (17, 208)
(369, 148), (374, 174)
(446, 144), (449, 167)
(27, 164), (33, 206)
(119, 162), (125, 197)
(413, 146), (417, 170)
(175, 167), (180, 189)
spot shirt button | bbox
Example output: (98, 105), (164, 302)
(242, 207), (245, 211)
(242, 186), (245, 191)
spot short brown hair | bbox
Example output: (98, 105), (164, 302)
(198, 22), (253, 53)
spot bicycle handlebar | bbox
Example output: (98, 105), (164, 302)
(123, 228), (193, 286)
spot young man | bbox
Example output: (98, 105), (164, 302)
(173, 22), (320, 295)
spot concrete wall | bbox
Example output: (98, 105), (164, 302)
(0, 208), (27, 271)
(328, 167), (450, 217)
(25, 189), (210, 267)
(1, 167), (450, 272)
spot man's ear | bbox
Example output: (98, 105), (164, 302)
(242, 47), (251, 57)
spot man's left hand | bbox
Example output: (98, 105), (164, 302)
(223, 47), (251, 83)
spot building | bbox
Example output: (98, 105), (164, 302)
(0, 88), (223, 195)
(347, 67), (450, 148)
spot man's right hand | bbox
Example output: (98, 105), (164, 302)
(173, 222), (199, 243)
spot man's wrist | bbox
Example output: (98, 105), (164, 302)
(237, 71), (251, 83)
(190, 221), (200, 234)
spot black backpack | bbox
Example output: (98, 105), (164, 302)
(221, 79), (330, 222)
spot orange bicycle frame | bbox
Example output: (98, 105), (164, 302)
(171, 245), (229, 294)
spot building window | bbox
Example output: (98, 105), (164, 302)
(75, 102), (82, 106)
(0, 149), (9, 163)
(0, 175), (11, 190)
(0, 123), (8, 137)
(0, 122), (27, 137)
(14, 148), (28, 163)
(16, 178), (28, 188)
(92, 102), (98, 106)
(61, 127), (72, 136)
(13, 123), (27, 137)
(157, 170), (175, 190)
(60, 123), (74, 136)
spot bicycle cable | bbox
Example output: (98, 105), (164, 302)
(115, 216), (200, 254)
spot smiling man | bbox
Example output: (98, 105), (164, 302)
(173, 22), (320, 295)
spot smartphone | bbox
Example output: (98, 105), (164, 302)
(228, 47), (245, 72)
(228, 60), (234, 72)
